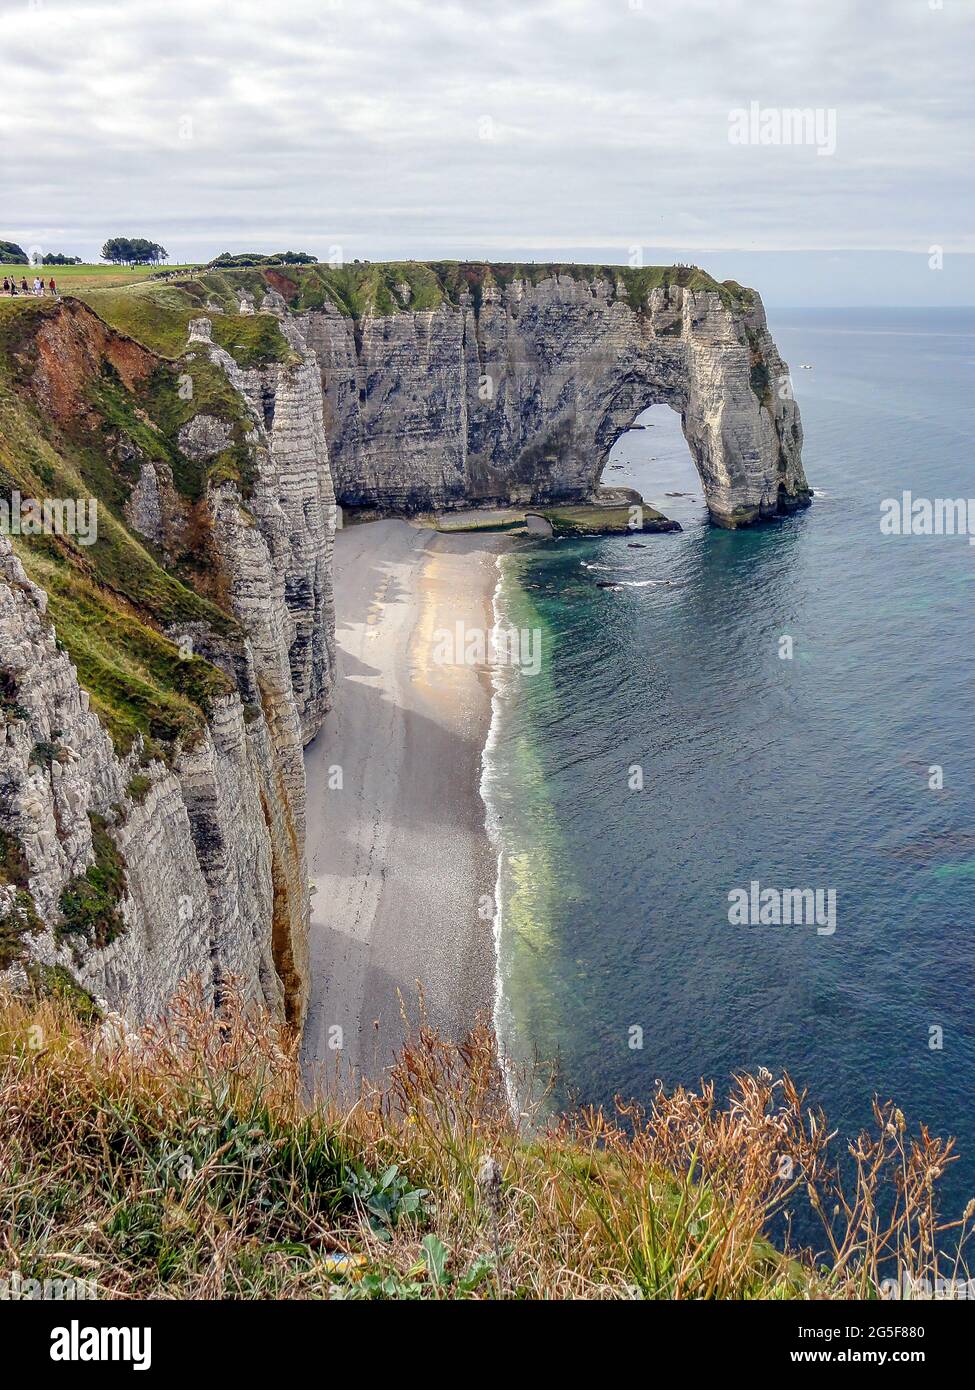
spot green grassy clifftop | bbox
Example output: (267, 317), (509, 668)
(197, 259), (756, 319)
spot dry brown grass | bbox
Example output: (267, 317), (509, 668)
(0, 979), (970, 1300)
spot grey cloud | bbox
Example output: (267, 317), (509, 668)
(1, 0), (972, 300)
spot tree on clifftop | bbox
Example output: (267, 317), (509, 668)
(0, 239), (28, 264)
(208, 250), (318, 268)
(100, 237), (169, 266)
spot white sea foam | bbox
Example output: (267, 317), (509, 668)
(479, 551), (520, 1116)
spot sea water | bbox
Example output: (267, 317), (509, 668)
(483, 307), (975, 1223)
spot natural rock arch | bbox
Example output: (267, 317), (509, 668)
(303, 268), (811, 528)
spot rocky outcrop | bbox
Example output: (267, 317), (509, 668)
(1, 306), (337, 1027)
(301, 271), (808, 527)
(0, 540), (216, 1015)
(187, 314), (336, 745)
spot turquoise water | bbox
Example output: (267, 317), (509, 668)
(486, 308), (975, 1222)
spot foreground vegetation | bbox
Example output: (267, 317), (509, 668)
(0, 981), (969, 1300)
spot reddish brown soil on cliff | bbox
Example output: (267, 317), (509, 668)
(29, 299), (158, 427)
(263, 268), (299, 302)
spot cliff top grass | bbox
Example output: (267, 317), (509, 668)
(0, 979), (968, 1301)
(5, 260), (756, 335)
(71, 275), (295, 368)
(198, 261), (757, 320)
(1, 264), (200, 292)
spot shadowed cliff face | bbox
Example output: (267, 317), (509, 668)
(294, 268), (809, 528)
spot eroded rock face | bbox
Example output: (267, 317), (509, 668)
(197, 315), (337, 745)
(0, 309), (337, 1027)
(0, 538), (216, 1016)
(302, 273), (808, 527)
(123, 459), (190, 554)
(178, 413), (233, 460)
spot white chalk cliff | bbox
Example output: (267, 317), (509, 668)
(302, 271), (808, 527)
(0, 264), (808, 1027)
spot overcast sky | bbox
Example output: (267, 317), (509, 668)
(2, 0), (972, 304)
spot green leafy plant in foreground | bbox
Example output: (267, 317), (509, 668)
(342, 1163), (429, 1238)
(330, 1235), (496, 1301)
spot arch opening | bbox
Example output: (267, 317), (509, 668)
(598, 404), (708, 530)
